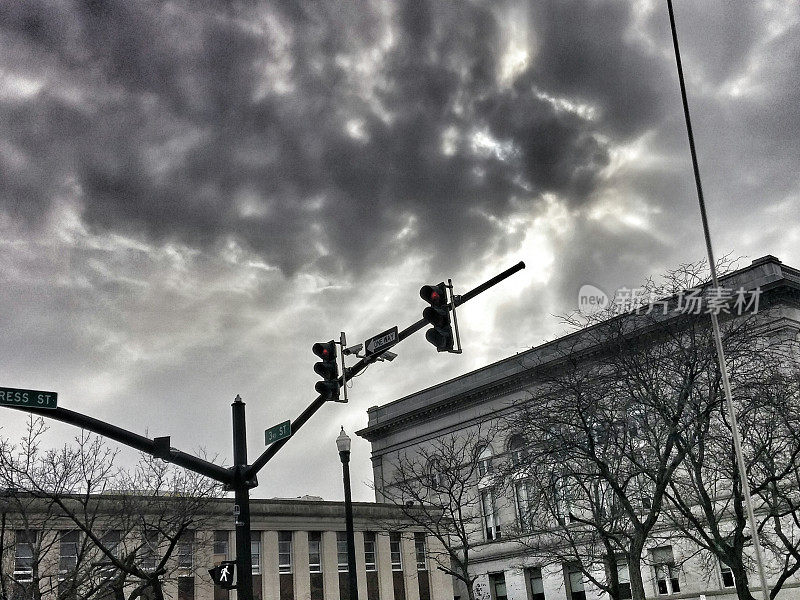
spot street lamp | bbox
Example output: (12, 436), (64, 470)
(337, 427), (359, 600)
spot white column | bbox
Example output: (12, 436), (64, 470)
(542, 564), (568, 600)
(377, 532), (395, 600)
(355, 531), (368, 600)
(505, 568), (527, 600)
(263, 531), (281, 600)
(402, 533), (420, 600)
(427, 536), (454, 600)
(322, 531), (341, 600)
(295, 531), (311, 600)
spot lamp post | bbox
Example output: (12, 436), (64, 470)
(336, 427), (359, 600)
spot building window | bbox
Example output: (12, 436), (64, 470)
(566, 565), (586, 600)
(364, 532), (377, 571)
(278, 531), (292, 574)
(515, 480), (532, 531)
(390, 532), (403, 570)
(251, 532), (261, 575)
(309, 532), (323, 600)
(508, 435), (528, 466)
(390, 533), (406, 600)
(309, 532), (322, 573)
(178, 531), (194, 569)
(720, 562), (735, 589)
(140, 531), (158, 571)
(14, 530), (36, 582)
(478, 445), (493, 478)
(617, 562), (632, 600)
(415, 532), (427, 570)
(527, 567), (545, 600)
(178, 576), (195, 600)
(365, 532), (379, 600)
(490, 573), (508, 600)
(213, 530), (229, 556)
(101, 529), (121, 557)
(482, 489), (501, 540)
(59, 530), (79, 575)
(553, 476), (574, 524)
(98, 529), (121, 578)
(337, 531), (349, 572)
(652, 546), (680, 594)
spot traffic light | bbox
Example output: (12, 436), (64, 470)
(313, 341), (340, 401)
(420, 282), (454, 352)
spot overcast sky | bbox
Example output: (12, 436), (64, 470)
(1, 0), (798, 502)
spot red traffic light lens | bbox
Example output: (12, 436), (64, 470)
(312, 341), (337, 360)
(420, 283), (447, 306)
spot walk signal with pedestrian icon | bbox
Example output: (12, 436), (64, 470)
(209, 561), (237, 589)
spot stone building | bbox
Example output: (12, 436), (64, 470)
(358, 256), (800, 600)
(0, 494), (453, 600)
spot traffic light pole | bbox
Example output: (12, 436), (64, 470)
(232, 395), (254, 600)
(3, 260), (526, 600)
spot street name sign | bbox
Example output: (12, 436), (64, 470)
(265, 420), (291, 445)
(0, 386), (58, 409)
(365, 326), (398, 356)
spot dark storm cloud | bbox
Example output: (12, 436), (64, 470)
(0, 0), (673, 278)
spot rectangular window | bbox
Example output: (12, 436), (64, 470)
(14, 530), (36, 582)
(98, 530), (121, 578)
(720, 563), (734, 589)
(516, 481), (532, 531)
(278, 531), (292, 574)
(213, 531), (229, 556)
(527, 567), (545, 600)
(309, 532), (322, 573)
(140, 531), (158, 572)
(364, 532), (377, 571)
(482, 490), (501, 540)
(338, 531), (349, 573)
(339, 533), (353, 600)
(178, 576), (195, 600)
(617, 563), (632, 600)
(101, 529), (121, 557)
(554, 479), (574, 524)
(652, 546), (680, 594)
(490, 573), (508, 600)
(567, 566), (586, 600)
(178, 531), (194, 569)
(415, 532), (427, 570)
(309, 532), (324, 600)
(390, 532), (403, 571)
(59, 530), (80, 574)
(251, 532), (261, 575)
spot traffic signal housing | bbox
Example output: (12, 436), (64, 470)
(420, 282), (455, 352)
(313, 341), (340, 401)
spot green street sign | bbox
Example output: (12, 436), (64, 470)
(0, 386), (58, 409)
(265, 420), (291, 446)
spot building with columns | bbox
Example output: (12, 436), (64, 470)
(0, 495), (454, 600)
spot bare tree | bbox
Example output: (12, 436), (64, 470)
(504, 258), (768, 600)
(0, 417), (221, 600)
(376, 426), (497, 600)
(663, 347), (800, 600)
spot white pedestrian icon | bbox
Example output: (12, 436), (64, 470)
(219, 565), (230, 582)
